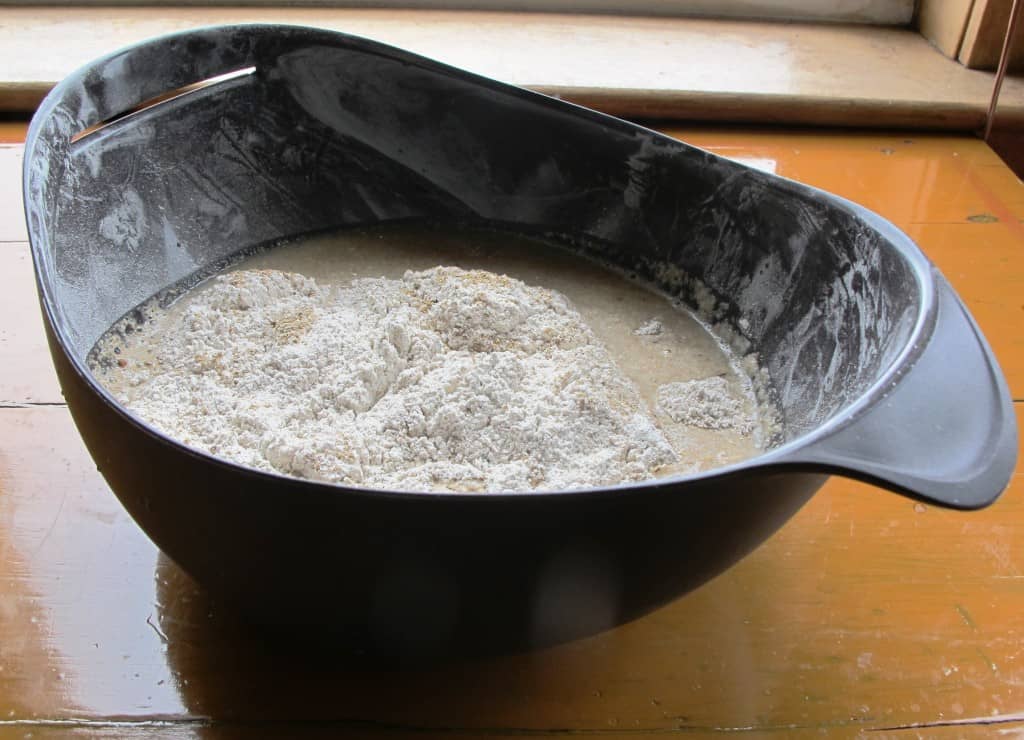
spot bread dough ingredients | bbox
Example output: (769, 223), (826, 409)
(91, 225), (773, 492)
(633, 318), (665, 337)
(657, 376), (754, 433)
(95, 267), (688, 492)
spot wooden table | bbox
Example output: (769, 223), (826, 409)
(0, 121), (1021, 738)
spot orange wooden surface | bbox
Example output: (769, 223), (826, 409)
(1, 123), (1022, 738)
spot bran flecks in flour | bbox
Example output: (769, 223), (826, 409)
(95, 267), (700, 492)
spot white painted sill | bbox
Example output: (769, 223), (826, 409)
(1, 6), (1020, 130)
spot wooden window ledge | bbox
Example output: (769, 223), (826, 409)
(2, 6), (1023, 130)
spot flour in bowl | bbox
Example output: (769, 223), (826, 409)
(95, 267), (686, 491)
(90, 225), (773, 492)
(657, 376), (755, 433)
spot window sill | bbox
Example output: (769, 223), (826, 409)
(2, 6), (1022, 130)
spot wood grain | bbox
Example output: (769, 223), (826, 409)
(917, 0), (975, 59)
(0, 144), (26, 242)
(0, 241), (61, 405)
(960, 0), (1024, 72)
(2, 122), (1022, 737)
(0, 406), (1020, 736)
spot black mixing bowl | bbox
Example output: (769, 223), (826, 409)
(23, 25), (1017, 656)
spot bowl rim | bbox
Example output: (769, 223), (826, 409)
(22, 22), (939, 503)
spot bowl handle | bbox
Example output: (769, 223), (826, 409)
(779, 272), (1017, 509)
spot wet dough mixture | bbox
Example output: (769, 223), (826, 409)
(91, 225), (773, 492)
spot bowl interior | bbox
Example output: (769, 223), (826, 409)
(26, 28), (924, 447)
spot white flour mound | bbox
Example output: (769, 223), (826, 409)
(657, 376), (754, 433)
(633, 318), (664, 337)
(103, 267), (682, 492)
